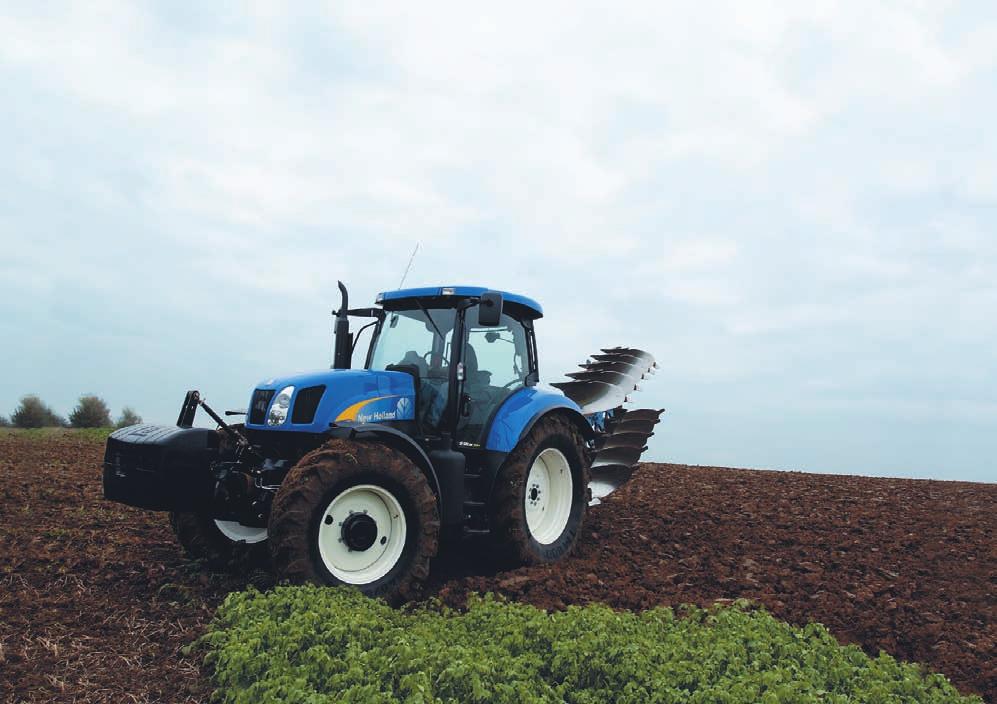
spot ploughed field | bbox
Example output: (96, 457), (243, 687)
(1, 431), (993, 703)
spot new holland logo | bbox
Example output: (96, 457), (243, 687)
(355, 396), (413, 424)
(357, 409), (397, 423)
(336, 395), (415, 424)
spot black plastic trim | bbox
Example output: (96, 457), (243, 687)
(102, 425), (221, 512)
(464, 448), (509, 505)
(249, 389), (275, 425)
(291, 385), (325, 425)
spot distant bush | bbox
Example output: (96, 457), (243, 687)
(116, 407), (143, 428)
(195, 587), (980, 704)
(11, 396), (66, 428)
(69, 395), (112, 428)
(0, 414), (10, 427)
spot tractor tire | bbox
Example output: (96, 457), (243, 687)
(169, 511), (269, 572)
(490, 415), (590, 564)
(268, 439), (439, 603)
(168, 422), (269, 573)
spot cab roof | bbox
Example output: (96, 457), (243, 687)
(376, 286), (543, 318)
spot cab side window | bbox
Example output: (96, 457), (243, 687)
(458, 309), (530, 443)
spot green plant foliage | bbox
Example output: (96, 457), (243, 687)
(196, 587), (980, 704)
(0, 427), (114, 441)
(71, 426), (116, 441)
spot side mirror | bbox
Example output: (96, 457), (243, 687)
(478, 291), (503, 327)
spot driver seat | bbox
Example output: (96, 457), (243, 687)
(462, 344), (492, 389)
(461, 344), (498, 435)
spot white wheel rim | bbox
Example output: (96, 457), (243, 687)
(524, 448), (574, 545)
(316, 484), (407, 585)
(214, 520), (268, 544)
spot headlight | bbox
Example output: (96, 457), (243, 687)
(267, 386), (295, 426)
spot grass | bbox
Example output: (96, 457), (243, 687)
(194, 586), (981, 704)
(0, 427), (115, 441)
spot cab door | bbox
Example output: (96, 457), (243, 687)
(455, 307), (532, 448)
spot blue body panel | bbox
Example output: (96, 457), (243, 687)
(245, 369), (416, 433)
(485, 386), (585, 452)
(379, 286), (543, 318)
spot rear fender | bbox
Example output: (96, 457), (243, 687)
(484, 386), (594, 453)
(476, 387), (594, 501)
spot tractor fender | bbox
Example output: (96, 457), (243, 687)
(484, 386), (594, 454)
(327, 424), (442, 503)
(476, 390), (594, 504)
(516, 405), (595, 447)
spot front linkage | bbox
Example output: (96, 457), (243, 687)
(104, 392), (286, 530)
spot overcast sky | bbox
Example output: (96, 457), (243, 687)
(2, 2), (995, 482)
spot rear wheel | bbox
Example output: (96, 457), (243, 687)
(268, 439), (439, 602)
(490, 415), (590, 564)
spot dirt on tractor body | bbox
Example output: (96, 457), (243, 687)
(1, 432), (994, 703)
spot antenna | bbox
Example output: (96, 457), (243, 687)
(398, 242), (420, 289)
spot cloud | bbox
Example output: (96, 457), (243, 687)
(1, 1), (996, 481)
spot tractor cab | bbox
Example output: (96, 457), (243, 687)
(353, 286), (543, 447)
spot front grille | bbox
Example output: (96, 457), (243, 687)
(291, 385), (325, 424)
(249, 389), (275, 425)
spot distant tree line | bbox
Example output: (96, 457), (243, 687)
(0, 395), (142, 429)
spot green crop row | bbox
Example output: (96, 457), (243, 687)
(194, 586), (979, 704)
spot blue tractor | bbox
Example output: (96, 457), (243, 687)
(103, 284), (661, 601)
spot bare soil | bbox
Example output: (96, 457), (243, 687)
(1, 432), (994, 702)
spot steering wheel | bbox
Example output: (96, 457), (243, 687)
(422, 350), (449, 367)
(500, 379), (523, 390)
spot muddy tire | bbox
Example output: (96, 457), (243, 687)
(490, 415), (590, 564)
(168, 423), (268, 572)
(168, 512), (269, 572)
(268, 439), (439, 603)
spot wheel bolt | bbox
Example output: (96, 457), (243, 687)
(324, 515), (334, 525)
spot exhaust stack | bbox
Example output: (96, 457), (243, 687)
(332, 281), (353, 369)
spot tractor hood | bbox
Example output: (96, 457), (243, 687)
(244, 368), (416, 433)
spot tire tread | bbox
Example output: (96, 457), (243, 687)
(268, 439), (439, 602)
(490, 414), (590, 564)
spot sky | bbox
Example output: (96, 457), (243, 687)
(1, 2), (995, 482)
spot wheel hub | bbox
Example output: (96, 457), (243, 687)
(529, 484), (542, 504)
(341, 512), (378, 551)
(316, 484), (408, 585)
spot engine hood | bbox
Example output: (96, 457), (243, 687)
(245, 368), (416, 433)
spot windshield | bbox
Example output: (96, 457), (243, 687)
(368, 307), (457, 377)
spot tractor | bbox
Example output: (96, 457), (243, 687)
(103, 284), (661, 601)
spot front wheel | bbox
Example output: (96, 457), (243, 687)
(268, 439), (439, 602)
(169, 512), (269, 571)
(490, 415), (590, 564)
